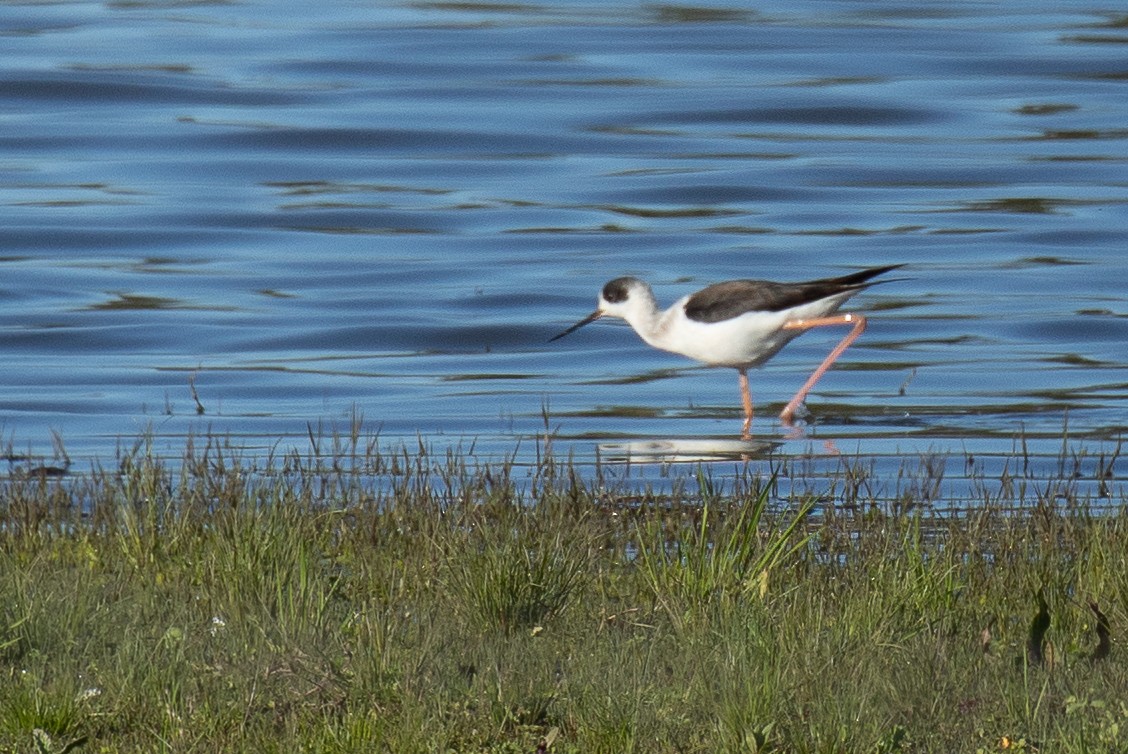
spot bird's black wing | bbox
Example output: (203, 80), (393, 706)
(683, 264), (902, 324)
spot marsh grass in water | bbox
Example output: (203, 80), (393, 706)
(0, 429), (1126, 753)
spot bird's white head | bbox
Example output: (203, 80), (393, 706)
(595, 276), (658, 321)
(548, 276), (658, 342)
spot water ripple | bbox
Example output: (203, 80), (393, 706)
(0, 0), (1125, 490)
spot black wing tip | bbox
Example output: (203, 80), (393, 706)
(843, 263), (906, 283)
(821, 263), (908, 292)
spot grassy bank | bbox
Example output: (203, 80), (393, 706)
(1, 434), (1125, 753)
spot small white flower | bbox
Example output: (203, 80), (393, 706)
(209, 616), (227, 636)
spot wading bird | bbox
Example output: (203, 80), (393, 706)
(550, 264), (901, 438)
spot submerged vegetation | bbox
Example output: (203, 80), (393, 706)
(0, 427), (1125, 753)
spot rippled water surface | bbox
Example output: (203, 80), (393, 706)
(2, 2), (1126, 500)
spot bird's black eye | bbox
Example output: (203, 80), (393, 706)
(602, 277), (632, 303)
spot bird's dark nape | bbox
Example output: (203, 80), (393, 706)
(601, 277), (635, 304)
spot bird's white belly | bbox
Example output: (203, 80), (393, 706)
(652, 294), (853, 368)
(664, 311), (794, 366)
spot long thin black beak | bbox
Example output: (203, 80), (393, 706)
(548, 310), (603, 342)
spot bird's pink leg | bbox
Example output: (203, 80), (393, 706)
(779, 313), (867, 426)
(738, 368), (754, 440)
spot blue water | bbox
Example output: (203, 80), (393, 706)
(2, 2), (1126, 502)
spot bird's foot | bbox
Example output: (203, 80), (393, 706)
(779, 401), (811, 427)
(779, 403), (810, 441)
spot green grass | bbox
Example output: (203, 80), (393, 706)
(0, 431), (1125, 753)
